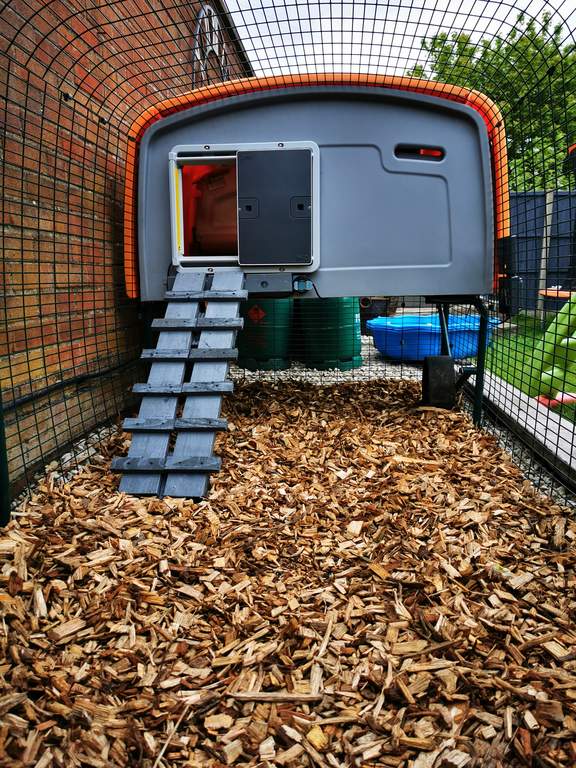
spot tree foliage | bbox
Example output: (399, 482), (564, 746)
(407, 14), (576, 190)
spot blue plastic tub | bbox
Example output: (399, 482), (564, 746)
(367, 314), (499, 362)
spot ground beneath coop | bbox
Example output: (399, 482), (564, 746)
(2, 380), (576, 768)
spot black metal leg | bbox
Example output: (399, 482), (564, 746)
(473, 297), (489, 426)
(437, 303), (452, 357)
(426, 295), (491, 426)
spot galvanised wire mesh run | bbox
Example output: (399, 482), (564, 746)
(1, 1), (576, 512)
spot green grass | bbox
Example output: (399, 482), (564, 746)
(486, 313), (544, 395)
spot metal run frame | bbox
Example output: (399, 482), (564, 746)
(0, 388), (10, 525)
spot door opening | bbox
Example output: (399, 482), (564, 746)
(169, 143), (320, 271)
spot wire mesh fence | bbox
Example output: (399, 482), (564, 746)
(2, 0), (576, 511)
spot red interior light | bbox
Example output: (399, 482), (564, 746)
(419, 147), (444, 158)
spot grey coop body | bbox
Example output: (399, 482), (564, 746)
(135, 86), (499, 302)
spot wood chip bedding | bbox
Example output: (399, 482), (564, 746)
(1, 380), (575, 767)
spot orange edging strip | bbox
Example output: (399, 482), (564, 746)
(123, 74), (509, 298)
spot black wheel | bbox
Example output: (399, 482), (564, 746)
(422, 356), (456, 409)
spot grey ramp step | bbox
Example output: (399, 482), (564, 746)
(165, 289), (247, 300)
(152, 317), (244, 330)
(141, 348), (238, 362)
(119, 270), (206, 495)
(132, 382), (234, 396)
(119, 267), (245, 499)
(163, 268), (244, 499)
(122, 417), (227, 432)
(113, 456), (221, 473)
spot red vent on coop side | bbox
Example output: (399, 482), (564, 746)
(395, 144), (445, 160)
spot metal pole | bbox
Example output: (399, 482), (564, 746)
(0, 388), (10, 526)
(436, 303), (452, 357)
(536, 190), (555, 323)
(473, 298), (489, 426)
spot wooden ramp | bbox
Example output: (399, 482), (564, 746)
(112, 269), (246, 497)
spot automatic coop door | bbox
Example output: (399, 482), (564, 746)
(168, 142), (319, 271)
(237, 149), (312, 266)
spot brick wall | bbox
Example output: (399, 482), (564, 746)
(1, 1), (250, 492)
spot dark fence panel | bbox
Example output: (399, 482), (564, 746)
(510, 191), (576, 315)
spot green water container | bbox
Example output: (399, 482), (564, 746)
(238, 298), (293, 370)
(299, 297), (363, 370)
(291, 298), (306, 363)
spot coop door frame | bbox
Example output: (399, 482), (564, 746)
(168, 141), (320, 272)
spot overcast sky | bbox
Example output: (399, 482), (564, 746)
(224, 0), (576, 77)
